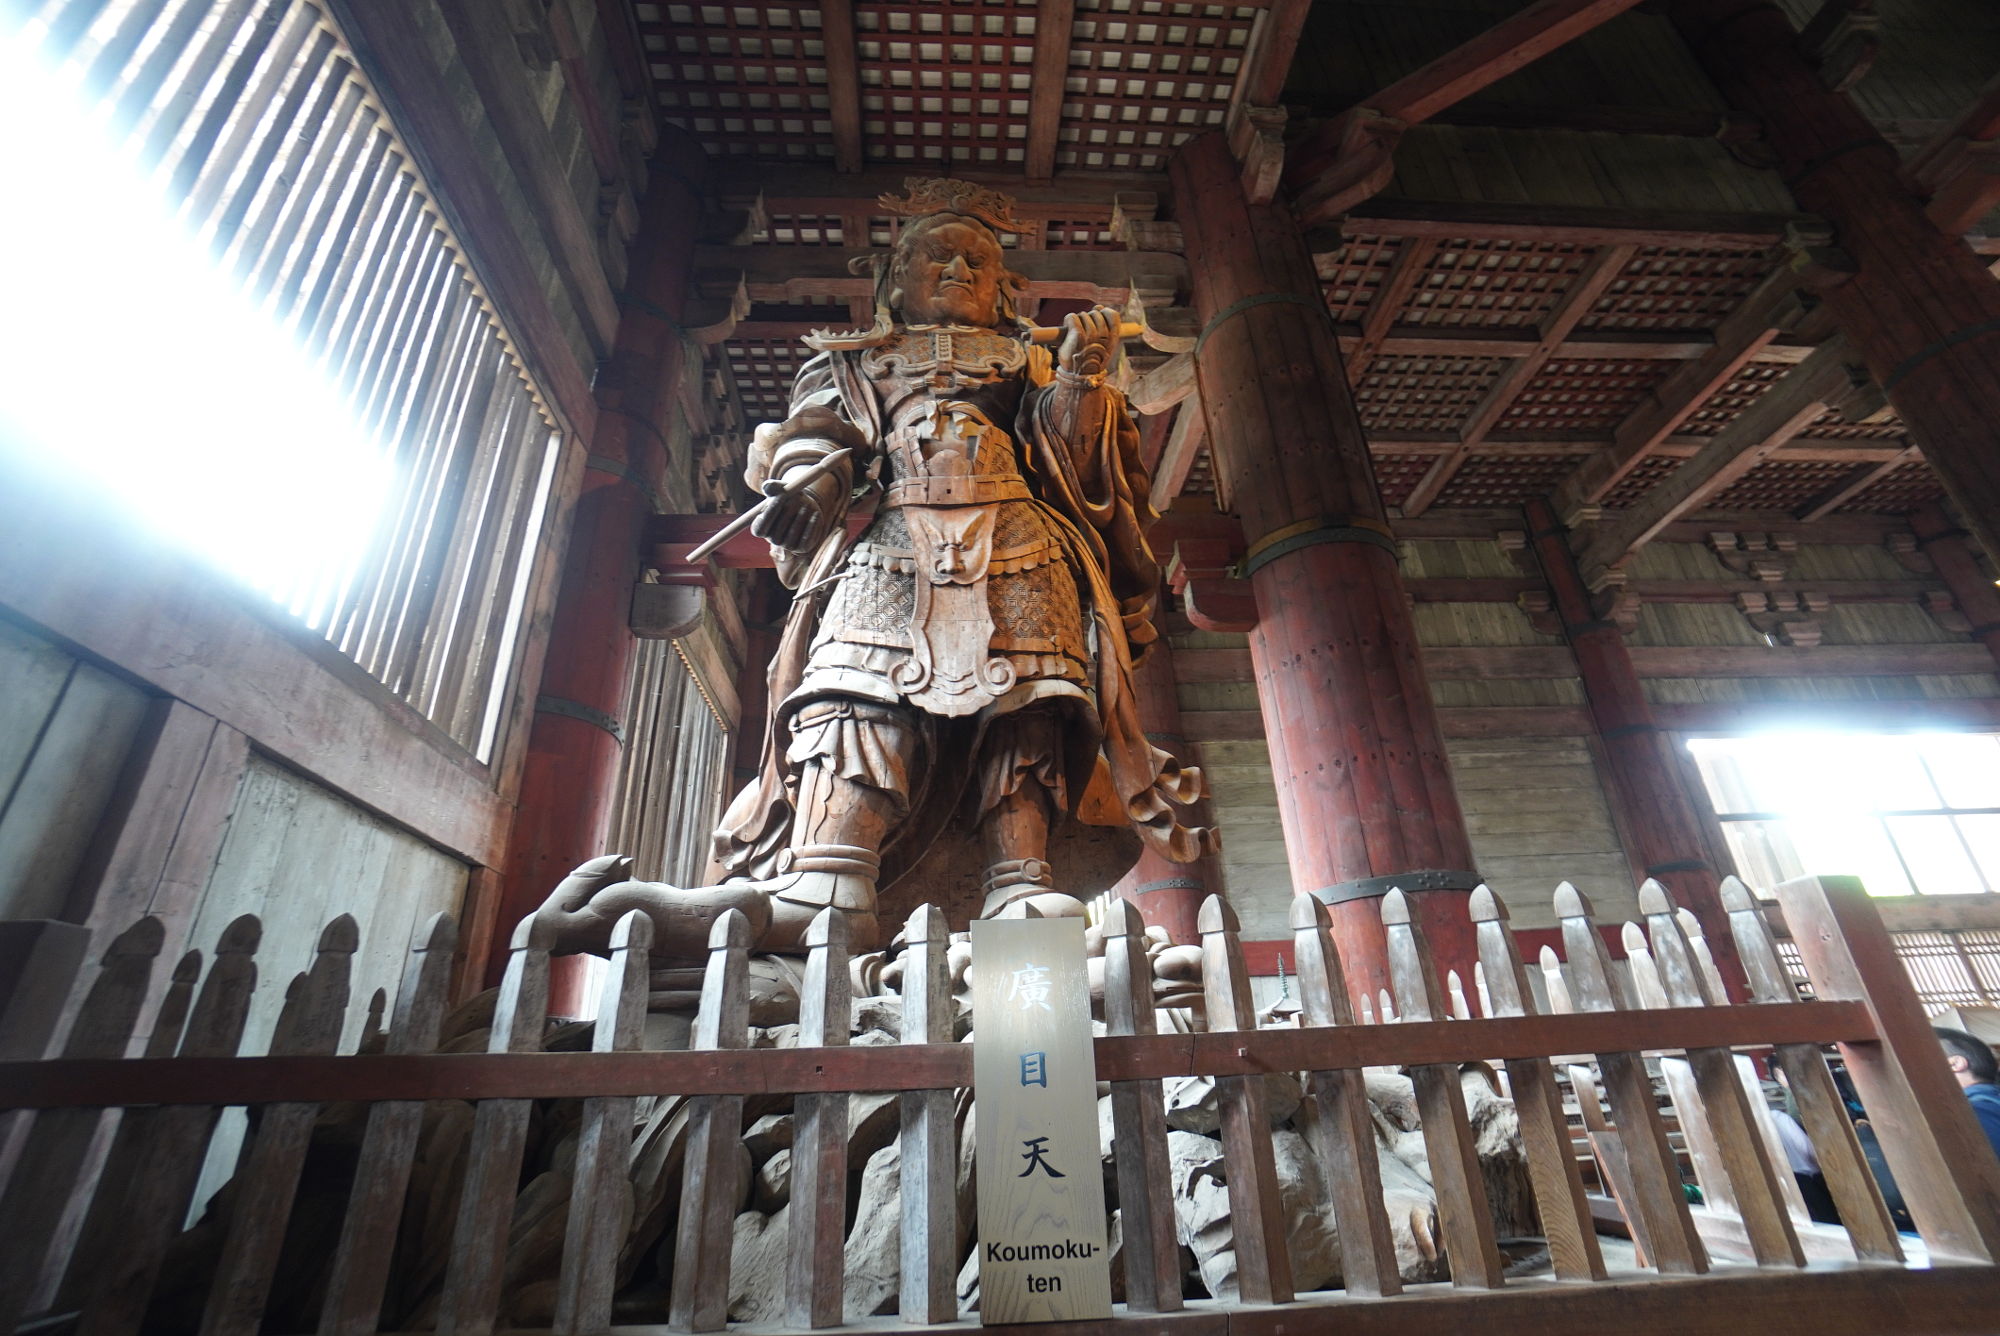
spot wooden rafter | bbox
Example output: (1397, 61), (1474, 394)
(1791, 444), (1921, 522)
(1573, 338), (1853, 577)
(821, 0), (864, 173)
(1551, 266), (1816, 516)
(1400, 243), (1636, 517)
(1024, 0), (1076, 183)
(1343, 237), (1438, 384)
(1331, 199), (1819, 250)
(1284, 0), (1649, 226)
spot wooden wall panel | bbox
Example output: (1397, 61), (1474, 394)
(0, 621), (153, 921)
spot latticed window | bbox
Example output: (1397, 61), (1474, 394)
(606, 639), (731, 886)
(5, 0), (564, 760)
(1689, 732), (2000, 897)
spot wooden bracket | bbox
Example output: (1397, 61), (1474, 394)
(632, 581), (708, 641)
(1706, 531), (1796, 582)
(1290, 109), (1405, 223)
(1884, 531), (1934, 576)
(1779, 223), (1858, 292)
(1919, 590), (1974, 636)
(1737, 590), (1829, 647)
(1226, 103), (1290, 205)
(1167, 539), (1257, 633)
(1801, 0), (1882, 93)
(685, 269), (751, 343)
(1517, 590), (1565, 639)
(1112, 193), (1184, 255)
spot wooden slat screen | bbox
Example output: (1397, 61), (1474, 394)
(606, 638), (730, 887)
(11, 0), (564, 760)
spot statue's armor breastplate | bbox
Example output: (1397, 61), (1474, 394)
(864, 328), (1028, 504)
(794, 325), (1085, 719)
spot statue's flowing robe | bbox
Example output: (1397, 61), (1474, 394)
(712, 331), (1211, 893)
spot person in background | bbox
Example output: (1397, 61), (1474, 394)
(1935, 1026), (2000, 1160)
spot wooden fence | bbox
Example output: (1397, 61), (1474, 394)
(4, 873), (2000, 1335)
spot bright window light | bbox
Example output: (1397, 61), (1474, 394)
(1687, 731), (2000, 896)
(0, 22), (391, 604)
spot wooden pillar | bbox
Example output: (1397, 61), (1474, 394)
(1524, 498), (1747, 999)
(1168, 132), (1479, 1003)
(489, 130), (707, 1010)
(1676, 0), (2000, 565)
(1912, 504), (2000, 676)
(1111, 641), (1221, 945)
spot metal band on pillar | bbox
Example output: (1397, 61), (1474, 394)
(1243, 515), (1401, 576)
(1310, 870), (1483, 908)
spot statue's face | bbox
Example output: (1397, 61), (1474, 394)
(895, 220), (1004, 326)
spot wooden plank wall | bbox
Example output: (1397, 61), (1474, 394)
(0, 621), (153, 922)
(1174, 524), (1998, 943)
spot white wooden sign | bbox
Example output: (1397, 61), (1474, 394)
(969, 917), (1113, 1325)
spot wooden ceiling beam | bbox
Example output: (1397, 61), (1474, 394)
(1149, 404), (1209, 513)
(1325, 199), (1821, 250)
(1239, 0), (1313, 108)
(1552, 267), (1817, 516)
(821, 0), (864, 173)
(1400, 243), (1637, 516)
(695, 245), (1185, 305)
(1023, 0), (1076, 183)
(1790, 444), (1921, 522)
(1175, 642), (1992, 686)
(1343, 237), (1439, 383)
(1573, 338), (1854, 577)
(1284, 0), (1649, 225)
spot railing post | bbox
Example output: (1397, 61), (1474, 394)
(898, 903), (957, 1324)
(1101, 899), (1182, 1312)
(556, 909), (653, 1334)
(1775, 873), (2000, 1263)
(1198, 895), (1293, 1304)
(788, 908), (852, 1329)
(1556, 883), (1709, 1274)
(1723, 877), (1902, 1263)
(438, 915), (555, 1336)
(670, 908), (753, 1331)
(200, 916), (358, 1336)
(321, 912), (459, 1336)
(1468, 886), (1605, 1282)
(1638, 883), (1803, 1267)
(1381, 889), (1503, 1289)
(1290, 895), (1402, 1296)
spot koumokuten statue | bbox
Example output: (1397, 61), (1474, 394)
(539, 179), (1215, 961)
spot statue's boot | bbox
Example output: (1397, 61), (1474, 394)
(977, 780), (1085, 919)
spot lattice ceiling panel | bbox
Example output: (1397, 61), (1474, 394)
(1837, 461), (1945, 514)
(1058, 1), (1254, 174)
(856, 3), (1039, 168)
(1493, 358), (1677, 435)
(1601, 453), (1681, 509)
(1403, 240), (1593, 329)
(637, 4), (835, 161)
(1680, 363), (1789, 434)
(1356, 355), (1511, 435)
(1710, 459), (1868, 513)
(725, 338), (815, 423)
(1371, 453), (1439, 509)
(1801, 406), (1908, 440)
(1320, 235), (1403, 323)
(1582, 245), (1771, 332)
(1432, 454), (1580, 509)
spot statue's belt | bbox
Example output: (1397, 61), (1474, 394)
(883, 473), (1031, 507)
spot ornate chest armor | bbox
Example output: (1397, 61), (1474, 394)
(804, 327), (1085, 719)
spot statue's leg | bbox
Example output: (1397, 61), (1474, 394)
(761, 698), (918, 951)
(975, 707), (1087, 920)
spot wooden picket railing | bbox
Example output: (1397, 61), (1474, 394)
(5, 874), (2000, 1335)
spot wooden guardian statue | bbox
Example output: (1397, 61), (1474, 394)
(539, 179), (1214, 960)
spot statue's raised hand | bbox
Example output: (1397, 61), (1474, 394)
(1057, 305), (1121, 380)
(749, 467), (837, 552)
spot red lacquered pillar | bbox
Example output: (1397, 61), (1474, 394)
(1168, 133), (1480, 1004)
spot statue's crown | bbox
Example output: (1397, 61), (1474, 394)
(877, 177), (1028, 235)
